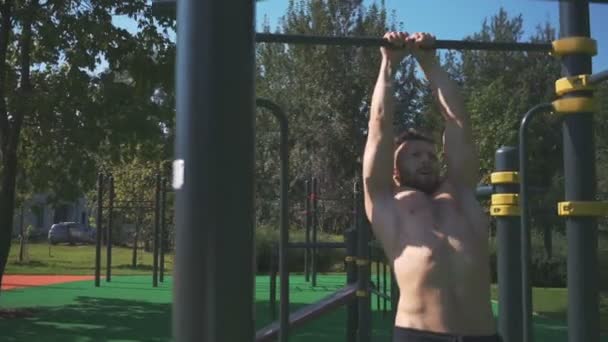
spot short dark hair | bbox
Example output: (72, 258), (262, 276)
(394, 128), (435, 147)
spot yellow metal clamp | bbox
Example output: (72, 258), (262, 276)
(555, 75), (594, 96)
(490, 205), (521, 217)
(557, 201), (608, 216)
(552, 97), (596, 114)
(551, 37), (597, 56)
(344, 256), (356, 263)
(356, 290), (368, 297)
(491, 194), (519, 206)
(490, 172), (519, 184)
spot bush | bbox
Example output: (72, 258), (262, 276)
(255, 225), (346, 274)
(489, 230), (568, 287)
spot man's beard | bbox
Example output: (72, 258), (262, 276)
(398, 171), (440, 194)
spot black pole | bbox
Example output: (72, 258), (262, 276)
(172, 0), (256, 340)
(95, 173), (103, 287)
(269, 243), (278, 320)
(311, 177), (318, 287)
(519, 103), (553, 342)
(153, 174), (160, 288)
(494, 146), (523, 342)
(305, 178), (311, 282)
(355, 181), (371, 342)
(559, 2), (599, 342)
(160, 177), (167, 283)
(106, 175), (114, 282)
(255, 98), (290, 342)
(345, 227), (358, 342)
(382, 260), (387, 316)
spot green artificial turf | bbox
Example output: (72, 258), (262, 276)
(2, 275), (606, 342)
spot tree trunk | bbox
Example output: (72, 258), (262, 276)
(19, 205), (24, 262)
(0, 150), (18, 291)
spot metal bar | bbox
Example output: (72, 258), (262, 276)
(519, 103), (554, 342)
(383, 260), (387, 315)
(311, 177), (318, 287)
(256, 33), (552, 52)
(355, 181), (371, 342)
(369, 288), (392, 300)
(589, 70), (608, 85)
(256, 284), (357, 342)
(305, 179), (311, 282)
(287, 242), (346, 249)
(160, 177), (167, 283)
(106, 175), (114, 282)
(172, 0), (256, 340)
(494, 146), (523, 342)
(375, 253), (380, 312)
(345, 227), (358, 342)
(153, 174), (160, 288)
(559, 2), (599, 342)
(95, 173), (103, 287)
(256, 98), (290, 342)
(269, 244), (278, 320)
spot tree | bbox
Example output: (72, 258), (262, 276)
(0, 0), (174, 291)
(255, 0), (425, 233)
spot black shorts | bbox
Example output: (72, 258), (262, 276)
(393, 326), (502, 342)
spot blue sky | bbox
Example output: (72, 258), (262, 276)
(256, 0), (608, 71)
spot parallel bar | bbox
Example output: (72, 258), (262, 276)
(356, 181), (372, 342)
(311, 177), (319, 287)
(153, 174), (160, 288)
(519, 103), (554, 342)
(256, 98), (290, 342)
(106, 175), (114, 282)
(494, 146), (523, 342)
(160, 177), (167, 283)
(95, 173), (103, 287)
(345, 227), (358, 342)
(304, 179), (311, 282)
(255, 284), (357, 342)
(559, 2), (599, 342)
(287, 242), (346, 249)
(172, 0), (256, 340)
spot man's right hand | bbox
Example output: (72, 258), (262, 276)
(380, 31), (411, 69)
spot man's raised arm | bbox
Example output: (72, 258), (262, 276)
(413, 33), (479, 190)
(362, 32), (408, 251)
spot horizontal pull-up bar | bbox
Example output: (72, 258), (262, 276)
(256, 33), (553, 52)
(151, 0), (552, 52)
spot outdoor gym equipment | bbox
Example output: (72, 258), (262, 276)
(159, 0), (607, 341)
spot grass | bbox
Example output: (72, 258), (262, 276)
(6, 241), (608, 333)
(5, 242), (174, 276)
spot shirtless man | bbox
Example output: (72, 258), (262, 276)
(363, 31), (501, 342)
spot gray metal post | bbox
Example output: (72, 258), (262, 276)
(559, 2), (599, 341)
(95, 173), (103, 287)
(305, 179), (311, 282)
(311, 177), (318, 287)
(172, 0), (256, 340)
(106, 175), (114, 282)
(493, 146), (523, 342)
(153, 174), (160, 287)
(345, 227), (358, 342)
(355, 181), (371, 342)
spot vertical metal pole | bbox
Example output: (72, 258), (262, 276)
(355, 181), (371, 342)
(95, 173), (103, 287)
(160, 177), (167, 283)
(559, 2), (599, 341)
(173, 0), (256, 340)
(311, 177), (318, 287)
(304, 179), (311, 282)
(375, 250), (380, 311)
(345, 227), (358, 342)
(106, 175), (114, 282)
(153, 174), (160, 287)
(269, 243), (277, 320)
(494, 146), (523, 342)
(383, 260), (387, 316)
